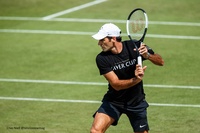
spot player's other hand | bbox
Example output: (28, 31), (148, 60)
(138, 43), (149, 59)
(133, 43), (149, 59)
(135, 64), (147, 80)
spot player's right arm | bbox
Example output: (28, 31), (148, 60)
(103, 65), (147, 91)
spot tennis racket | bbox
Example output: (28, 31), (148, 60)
(126, 8), (148, 67)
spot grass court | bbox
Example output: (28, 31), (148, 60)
(0, 0), (200, 132)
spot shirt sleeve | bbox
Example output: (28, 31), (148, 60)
(96, 54), (112, 75)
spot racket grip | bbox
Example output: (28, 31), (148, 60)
(137, 56), (142, 67)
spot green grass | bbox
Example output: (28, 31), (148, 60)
(0, 0), (200, 133)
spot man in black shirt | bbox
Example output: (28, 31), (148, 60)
(90, 23), (164, 133)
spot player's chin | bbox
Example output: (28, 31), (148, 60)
(102, 48), (110, 52)
(102, 49), (108, 52)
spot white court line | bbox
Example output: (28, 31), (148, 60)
(0, 29), (200, 40)
(0, 97), (101, 104)
(42, 0), (107, 20)
(0, 78), (200, 89)
(0, 16), (200, 27)
(0, 96), (200, 108)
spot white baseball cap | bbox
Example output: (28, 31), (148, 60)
(92, 23), (121, 40)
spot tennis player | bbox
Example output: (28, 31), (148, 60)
(90, 23), (164, 133)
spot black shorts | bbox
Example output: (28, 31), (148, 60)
(93, 100), (149, 132)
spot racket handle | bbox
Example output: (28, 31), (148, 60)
(138, 42), (142, 67)
(137, 56), (142, 67)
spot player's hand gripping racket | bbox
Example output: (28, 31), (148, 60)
(126, 8), (148, 67)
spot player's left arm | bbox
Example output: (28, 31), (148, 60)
(138, 43), (164, 66)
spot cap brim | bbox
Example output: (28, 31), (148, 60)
(92, 33), (106, 40)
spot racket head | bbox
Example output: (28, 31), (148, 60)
(126, 8), (148, 43)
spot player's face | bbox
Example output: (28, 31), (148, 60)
(98, 37), (114, 52)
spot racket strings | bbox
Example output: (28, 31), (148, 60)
(128, 11), (146, 41)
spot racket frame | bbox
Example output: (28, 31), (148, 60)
(126, 8), (148, 67)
